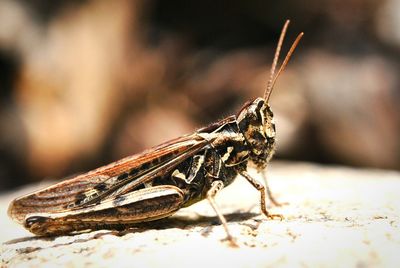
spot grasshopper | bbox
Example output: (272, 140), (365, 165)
(8, 20), (303, 242)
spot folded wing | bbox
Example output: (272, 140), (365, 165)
(8, 134), (210, 224)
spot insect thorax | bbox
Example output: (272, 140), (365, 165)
(236, 97), (276, 169)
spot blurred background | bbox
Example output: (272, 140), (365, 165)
(0, 0), (399, 191)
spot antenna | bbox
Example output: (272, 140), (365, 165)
(264, 20), (304, 101)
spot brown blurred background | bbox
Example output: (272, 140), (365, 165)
(0, 0), (399, 191)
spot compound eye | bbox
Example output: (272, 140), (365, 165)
(250, 111), (259, 122)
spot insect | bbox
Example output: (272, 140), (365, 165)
(8, 20), (303, 242)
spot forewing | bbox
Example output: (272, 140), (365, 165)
(8, 133), (210, 224)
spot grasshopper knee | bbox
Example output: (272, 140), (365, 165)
(206, 181), (224, 198)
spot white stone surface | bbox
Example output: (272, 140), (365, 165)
(1, 162), (400, 267)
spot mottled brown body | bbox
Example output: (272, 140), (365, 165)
(8, 20), (303, 241)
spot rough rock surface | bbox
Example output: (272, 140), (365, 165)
(1, 162), (399, 267)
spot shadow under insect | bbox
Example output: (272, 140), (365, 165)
(4, 211), (258, 254)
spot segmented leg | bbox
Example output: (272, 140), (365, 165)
(262, 172), (287, 207)
(240, 171), (283, 220)
(24, 185), (185, 236)
(206, 180), (237, 246)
